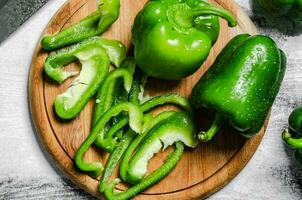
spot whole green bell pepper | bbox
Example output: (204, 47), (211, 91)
(191, 34), (286, 142)
(44, 37), (126, 120)
(253, 0), (302, 33)
(282, 107), (302, 168)
(41, 0), (120, 51)
(132, 0), (237, 80)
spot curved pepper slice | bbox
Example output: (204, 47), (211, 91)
(44, 37), (126, 120)
(191, 34), (286, 141)
(119, 110), (176, 183)
(98, 114), (153, 192)
(92, 59), (136, 151)
(74, 102), (143, 177)
(41, 0), (120, 51)
(92, 65), (134, 126)
(125, 111), (198, 184)
(98, 75), (148, 192)
(103, 93), (193, 144)
(93, 67), (134, 150)
(98, 94), (193, 191)
(103, 142), (184, 200)
(132, 0), (237, 80)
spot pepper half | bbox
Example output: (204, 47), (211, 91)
(41, 0), (120, 51)
(44, 37), (126, 120)
(132, 0), (237, 80)
(191, 34), (286, 141)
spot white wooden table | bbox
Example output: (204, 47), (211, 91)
(0, 0), (301, 199)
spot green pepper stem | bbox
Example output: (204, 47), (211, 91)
(190, 5), (237, 27)
(198, 113), (224, 142)
(282, 128), (302, 149)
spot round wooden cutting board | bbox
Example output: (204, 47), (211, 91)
(29, 0), (263, 199)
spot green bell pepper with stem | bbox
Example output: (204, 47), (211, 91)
(191, 34), (286, 142)
(74, 102), (143, 177)
(282, 107), (302, 167)
(41, 0), (121, 51)
(44, 37), (126, 120)
(132, 0), (237, 80)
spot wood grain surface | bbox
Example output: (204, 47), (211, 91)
(28, 0), (262, 199)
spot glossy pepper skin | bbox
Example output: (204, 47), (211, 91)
(41, 0), (120, 51)
(191, 34), (286, 142)
(253, 0), (302, 33)
(282, 107), (302, 168)
(132, 0), (237, 80)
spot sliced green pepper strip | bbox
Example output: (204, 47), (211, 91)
(45, 37), (126, 120)
(92, 59), (136, 151)
(119, 110), (176, 183)
(92, 68), (134, 126)
(74, 102), (143, 177)
(98, 129), (136, 192)
(45, 38), (111, 119)
(98, 73), (148, 191)
(98, 113), (154, 192)
(103, 142), (184, 200)
(126, 111), (198, 184)
(41, 0), (121, 51)
(103, 93), (193, 146)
